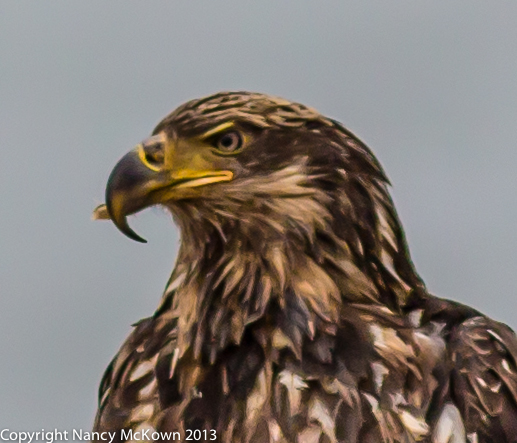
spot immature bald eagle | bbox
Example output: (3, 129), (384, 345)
(93, 92), (517, 442)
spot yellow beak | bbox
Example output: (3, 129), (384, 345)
(94, 135), (233, 242)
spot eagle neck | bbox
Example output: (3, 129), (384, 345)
(161, 190), (425, 361)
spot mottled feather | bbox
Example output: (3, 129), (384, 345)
(94, 92), (517, 442)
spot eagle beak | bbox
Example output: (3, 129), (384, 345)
(104, 147), (163, 243)
(94, 134), (234, 243)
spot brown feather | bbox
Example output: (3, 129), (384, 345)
(94, 92), (517, 442)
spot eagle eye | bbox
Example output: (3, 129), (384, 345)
(215, 131), (242, 153)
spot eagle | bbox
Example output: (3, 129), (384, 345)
(92, 92), (517, 443)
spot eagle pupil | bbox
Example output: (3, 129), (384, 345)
(217, 132), (241, 152)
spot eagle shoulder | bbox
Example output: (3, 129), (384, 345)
(450, 314), (517, 441)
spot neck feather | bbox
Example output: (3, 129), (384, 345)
(159, 165), (426, 360)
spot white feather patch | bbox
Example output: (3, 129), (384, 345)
(369, 324), (414, 360)
(268, 420), (284, 443)
(371, 361), (389, 393)
(408, 309), (423, 328)
(138, 378), (157, 400)
(399, 410), (429, 440)
(129, 355), (158, 382)
(164, 272), (186, 296)
(308, 397), (337, 443)
(432, 403), (466, 443)
(278, 370), (308, 416)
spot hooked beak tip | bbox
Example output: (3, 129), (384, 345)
(107, 205), (148, 243)
(122, 227), (148, 244)
(119, 221), (148, 243)
(104, 148), (153, 243)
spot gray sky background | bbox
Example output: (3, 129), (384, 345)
(1, 0), (516, 432)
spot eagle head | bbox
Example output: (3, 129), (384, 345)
(94, 91), (424, 310)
